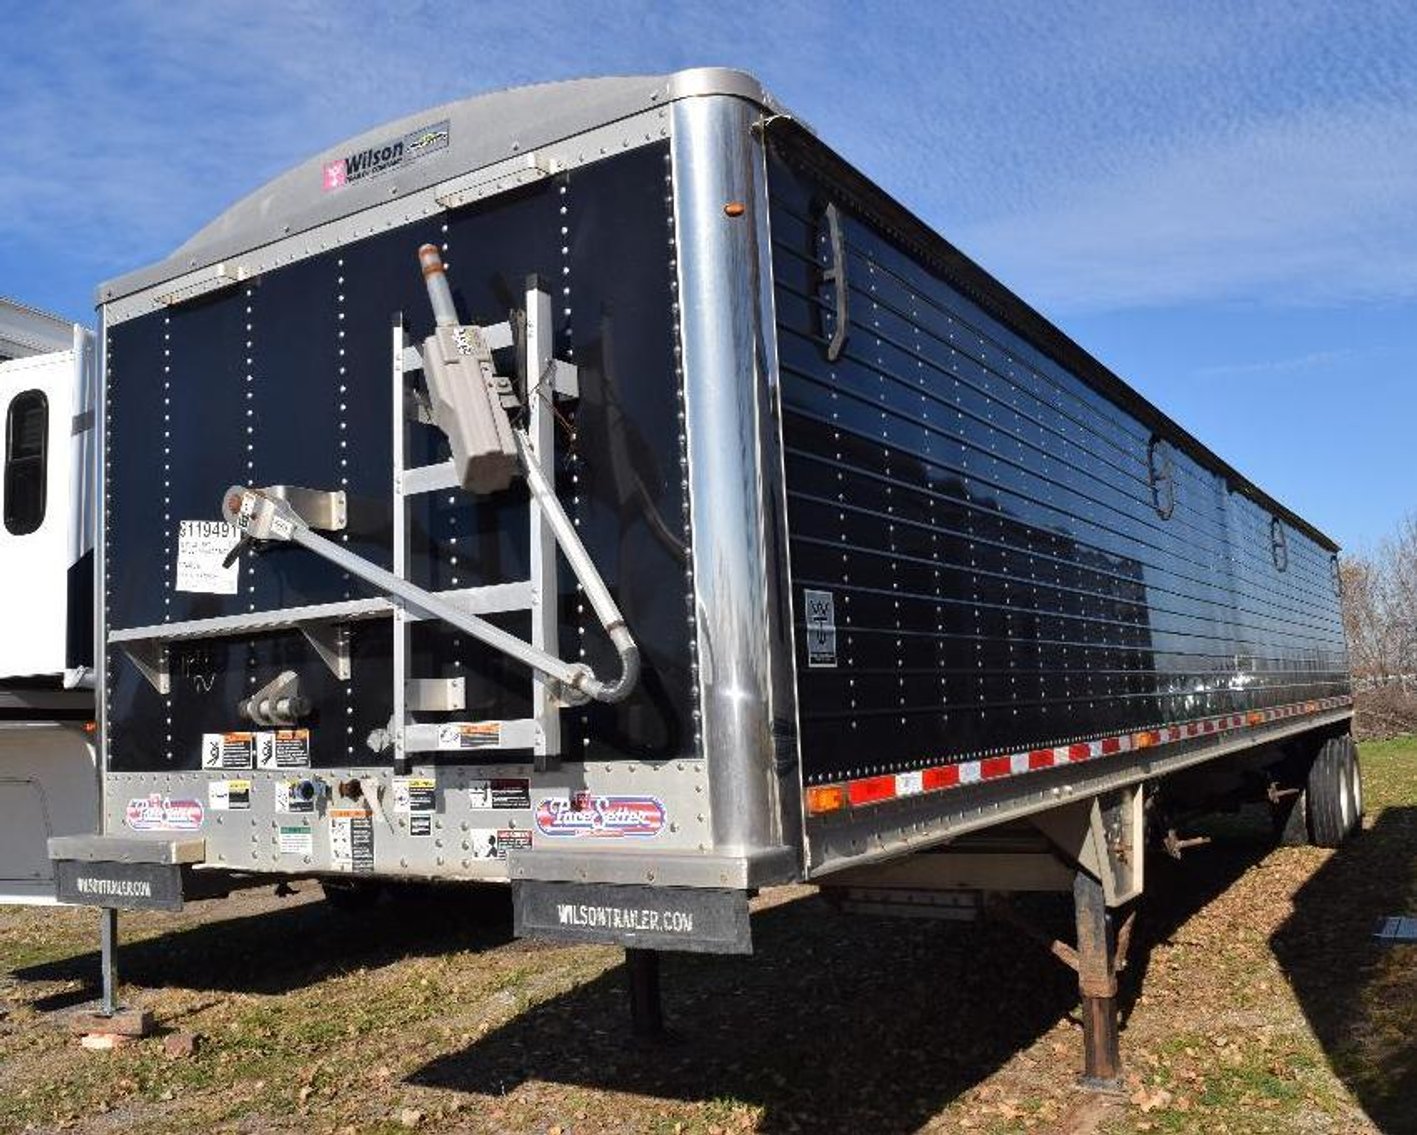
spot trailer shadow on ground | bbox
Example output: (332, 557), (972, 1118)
(14, 883), (518, 1008)
(1271, 805), (1417, 1134)
(407, 835), (1278, 1135)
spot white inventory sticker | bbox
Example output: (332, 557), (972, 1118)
(175, 520), (242, 595)
(804, 588), (838, 668)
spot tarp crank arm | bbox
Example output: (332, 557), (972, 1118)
(220, 485), (639, 705)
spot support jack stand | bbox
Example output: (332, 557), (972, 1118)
(71, 909), (153, 1045)
(625, 948), (665, 1042)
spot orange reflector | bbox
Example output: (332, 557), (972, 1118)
(805, 784), (847, 815)
(723, 201), (746, 217)
(84, 721), (97, 733)
(1247, 711), (1265, 726)
(1133, 731), (1158, 749)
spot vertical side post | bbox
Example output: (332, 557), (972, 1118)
(526, 281), (561, 769)
(625, 948), (664, 1040)
(99, 907), (118, 1016)
(671, 94), (786, 857)
(1074, 871), (1122, 1088)
(391, 319), (410, 773)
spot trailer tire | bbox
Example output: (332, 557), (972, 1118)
(1305, 736), (1353, 848)
(321, 879), (383, 912)
(1343, 735), (1364, 836)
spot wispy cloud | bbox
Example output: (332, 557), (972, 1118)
(954, 99), (1417, 315)
(2, 0), (1417, 322)
(1193, 348), (1361, 379)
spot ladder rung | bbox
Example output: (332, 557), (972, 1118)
(402, 461), (459, 496)
(404, 717), (538, 753)
(109, 581), (533, 645)
(110, 597), (389, 643)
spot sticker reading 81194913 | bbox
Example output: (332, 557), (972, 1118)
(534, 793), (666, 839)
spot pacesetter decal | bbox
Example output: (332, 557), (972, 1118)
(534, 793), (666, 839)
(124, 794), (204, 832)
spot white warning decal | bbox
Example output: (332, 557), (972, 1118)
(209, 779), (251, 811)
(202, 732), (256, 770)
(329, 808), (375, 873)
(278, 824), (313, 857)
(804, 588), (837, 668)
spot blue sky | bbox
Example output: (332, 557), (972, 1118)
(1, 0), (1413, 551)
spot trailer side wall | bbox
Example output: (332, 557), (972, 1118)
(766, 152), (1351, 804)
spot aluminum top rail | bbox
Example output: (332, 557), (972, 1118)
(97, 69), (790, 306)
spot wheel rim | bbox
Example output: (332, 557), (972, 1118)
(1338, 751), (1353, 830)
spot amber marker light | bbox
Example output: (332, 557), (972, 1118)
(805, 784), (847, 815)
(723, 201), (746, 217)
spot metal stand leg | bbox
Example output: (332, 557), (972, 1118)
(99, 907), (119, 1017)
(1073, 872), (1122, 1089)
(625, 948), (664, 1040)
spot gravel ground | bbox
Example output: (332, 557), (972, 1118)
(1, 737), (1413, 1135)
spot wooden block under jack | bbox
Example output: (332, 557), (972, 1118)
(70, 1008), (154, 1038)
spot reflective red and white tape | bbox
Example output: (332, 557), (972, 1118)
(804, 695), (1354, 815)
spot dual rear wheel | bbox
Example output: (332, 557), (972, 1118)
(1303, 734), (1363, 848)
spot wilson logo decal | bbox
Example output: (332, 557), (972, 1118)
(321, 119), (449, 192)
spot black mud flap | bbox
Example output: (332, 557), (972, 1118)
(54, 859), (184, 912)
(513, 880), (752, 954)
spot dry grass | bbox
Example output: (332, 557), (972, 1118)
(2, 738), (1414, 1134)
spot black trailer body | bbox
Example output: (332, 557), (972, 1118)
(61, 71), (1353, 975)
(763, 127), (1351, 874)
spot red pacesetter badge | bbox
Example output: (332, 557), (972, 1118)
(125, 794), (205, 832)
(534, 793), (666, 839)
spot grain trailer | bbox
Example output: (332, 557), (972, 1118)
(47, 70), (1356, 1081)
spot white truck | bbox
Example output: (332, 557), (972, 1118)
(0, 298), (99, 904)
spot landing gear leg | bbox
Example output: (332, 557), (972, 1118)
(99, 907), (118, 1017)
(1074, 872), (1122, 1089)
(70, 907), (151, 1039)
(625, 948), (664, 1040)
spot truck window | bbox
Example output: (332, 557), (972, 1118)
(4, 389), (48, 535)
